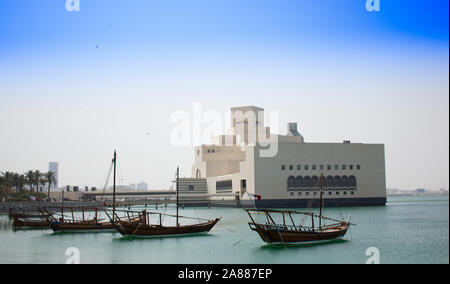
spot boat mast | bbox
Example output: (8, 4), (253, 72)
(61, 188), (65, 222)
(176, 166), (179, 228)
(113, 150), (117, 221)
(319, 173), (324, 231)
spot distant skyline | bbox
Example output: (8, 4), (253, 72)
(0, 0), (448, 191)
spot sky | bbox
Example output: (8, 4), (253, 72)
(0, 0), (448, 191)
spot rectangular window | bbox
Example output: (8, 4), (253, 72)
(334, 165), (338, 170)
(327, 165), (331, 170)
(216, 180), (232, 191)
(305, 165), (309, 170)
(281, 165), (286, 170)
(312, 165), (316, 170)
(320, 165), (324, 170)
(289, 165), (293, 170)
(297, 165), (301, 170)
(342, 165), (346, 170)
(357, 165), (361, 170)
(241, 179), (246, 190)
(188, 185), (194, 191)
(349, 165), (353, 170)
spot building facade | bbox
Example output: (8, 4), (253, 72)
(49, 162), (59, 190)
(191, 106), (386, 208)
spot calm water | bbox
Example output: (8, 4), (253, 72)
(0, 196), (448, 264)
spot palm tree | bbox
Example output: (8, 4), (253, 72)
(33, 170), (42, 194)
(44, 171), (57, 202)
(25, 170), (35, 192)
(12, 173), (20, 198)
(0, 175), (5, 201)
(16, 174), (27, 200)
(0, 172), (14, 201)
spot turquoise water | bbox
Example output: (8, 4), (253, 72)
(0, 196), (448, 264)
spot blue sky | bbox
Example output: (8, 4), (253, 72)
(0, 0), (448, 190)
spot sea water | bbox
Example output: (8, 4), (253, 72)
(0, 196), (448, 264)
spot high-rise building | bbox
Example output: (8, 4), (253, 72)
(49, 162), (59, 190)
(137, 181), (148, 190)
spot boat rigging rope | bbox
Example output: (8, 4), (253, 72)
(100, 161), (114, 202)
(233, 231), (253, 246)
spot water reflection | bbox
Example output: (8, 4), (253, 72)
(258, 238), (349, 250)
(0, 216), (11, 231)
(113, 232), (216, 242)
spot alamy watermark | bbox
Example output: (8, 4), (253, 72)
(170, 103), (280, 157)
(66, 0), (80, 12)
(366, 0), (380, 12)
(65, 247), (80, 264)
(365, 247), (380, 264)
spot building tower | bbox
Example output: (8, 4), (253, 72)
(49, 162), (59, 190)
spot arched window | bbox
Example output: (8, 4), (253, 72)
(287, 176), (296, 191)
(303, 176), (311, 189)
(333, 176), (341, 187)
(195, 169), (201, 179)
(349, 176), (357, 189)
(326, 176), (333, 190)
(295, 176), (303, 189)
(311, 176), (318, 189)
(341, 176), (348, 188)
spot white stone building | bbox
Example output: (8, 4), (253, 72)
(190, 106), (386, 208)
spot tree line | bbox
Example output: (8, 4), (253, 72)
(0, 170), (57, 202)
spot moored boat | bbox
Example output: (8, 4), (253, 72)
(12, 216), (51, 229)
(110, 210), (220, 237)
(108, 167), (221, 237)
(246, 173), (355, 244)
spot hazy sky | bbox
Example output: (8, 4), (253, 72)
(0, 0), (448, 190)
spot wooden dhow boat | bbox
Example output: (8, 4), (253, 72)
(12, 208), (55, 229)
(246, 174), (355, 244)
(46, 151), (139, 233)
(107, 167), (220, 238)
(9, 208), (43, 220)
(12, 215), (52, 229)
